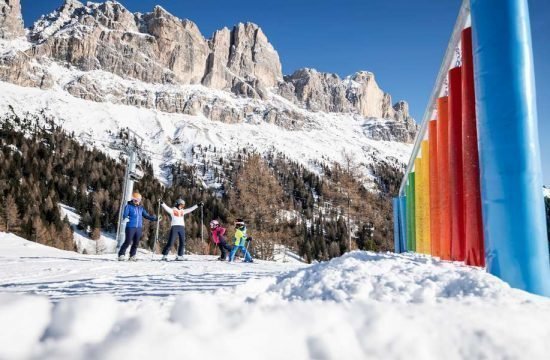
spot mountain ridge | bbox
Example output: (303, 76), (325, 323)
(0, 0), (416, 142)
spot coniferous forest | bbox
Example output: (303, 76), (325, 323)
(2, 110), (549, 261)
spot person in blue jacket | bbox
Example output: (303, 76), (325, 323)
(118, 192), (159, 261)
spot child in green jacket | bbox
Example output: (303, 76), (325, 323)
(228, 219), (253, 263)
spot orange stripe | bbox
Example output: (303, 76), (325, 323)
(429, 120), (440, 257)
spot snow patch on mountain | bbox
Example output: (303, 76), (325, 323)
(0, 80), (412, 186)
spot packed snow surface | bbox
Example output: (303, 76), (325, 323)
(1, 232), (549, 360)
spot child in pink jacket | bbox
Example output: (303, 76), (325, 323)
(210, 220), (232, 261)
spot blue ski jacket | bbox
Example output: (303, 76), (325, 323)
(123, 201), (157, 228)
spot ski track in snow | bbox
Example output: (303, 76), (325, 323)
(0, 261), (274, 302)
(0, 234), (295, 303)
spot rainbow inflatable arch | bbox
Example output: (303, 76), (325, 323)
(393, 0), (550, 297)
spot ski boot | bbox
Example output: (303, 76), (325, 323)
(129, 256), (138, 262)
(118, 255), (125, 261)
(161, 255), (168, 261)
(175, 256), (184, 261)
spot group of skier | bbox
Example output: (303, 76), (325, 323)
(117, 192), (253, 263)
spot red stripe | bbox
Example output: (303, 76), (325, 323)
(437, 97), (452, 261)
(429, 120), (440, 257)
(461, 27), (485, 267)
(449, 67), (466, 261)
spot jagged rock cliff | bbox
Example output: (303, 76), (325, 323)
(0, 0), (24, 39)
(0, 0), (417, 142)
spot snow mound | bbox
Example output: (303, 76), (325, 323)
(0, 294), (51, 359)
(1, 233), (550, 359)
(43, 296), (120, 344)
(0, 232), (70, 257)
(2, 290), (550, 360)
(261, 251), (533, 304)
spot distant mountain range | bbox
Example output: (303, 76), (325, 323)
(1, 0), (416, 185)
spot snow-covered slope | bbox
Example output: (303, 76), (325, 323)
(0, 80), (412, 185)
(1, 232), (549, 359)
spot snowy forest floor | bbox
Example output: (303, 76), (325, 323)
(1, 232), (549, 360)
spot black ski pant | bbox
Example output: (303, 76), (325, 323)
(118, 227), (142, 257)
(162, 225), (186, 256)
(217, 237), (232, 258)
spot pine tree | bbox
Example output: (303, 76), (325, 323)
(60, 223), (74, 251)
(32, 218), (49, 244)
(90, 212), (101, 240)
(4, 194), (19, 232)
(229, 154), (286, 260)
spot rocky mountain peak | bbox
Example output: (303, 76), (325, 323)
(62, 0), (84, 10)
(350, 70), (375, 82)
(228, 22), (283, 88)
(0, 0), (417, 143)
(0, 0), (24, 40)
(94, 1), (138, 31)
(279, 67), (414, 132)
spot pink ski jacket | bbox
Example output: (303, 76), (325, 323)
(211, 226), (226, 244)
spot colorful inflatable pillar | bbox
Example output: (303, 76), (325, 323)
(405, 181), (411, 252)
(393, 197), (401, 253)
(407, 173), (416, 252)
(415, 159), (424, 253)
(399, 196), (407, 252)
(421, 140), (431, 255)
(472, 0), (550, 296)
(437, 97), (452, 260)
(411, 172), (416, 251)
(448, 67), (466, 261)
(429, 120), (440, 257)
(461, 27), (485, 267)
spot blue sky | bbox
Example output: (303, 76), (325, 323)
(20, 0), (550, 183)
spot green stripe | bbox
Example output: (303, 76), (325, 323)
(408, 172), (416, 252)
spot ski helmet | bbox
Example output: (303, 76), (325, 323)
(235, 219), (245, 230)
(131, 192), (142, 202)
(210, 220), (219, 229)
(175, 198), (185, 207)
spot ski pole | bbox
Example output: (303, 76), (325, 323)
(244, 238), (251, 262)
(152, 199), (161, 260)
